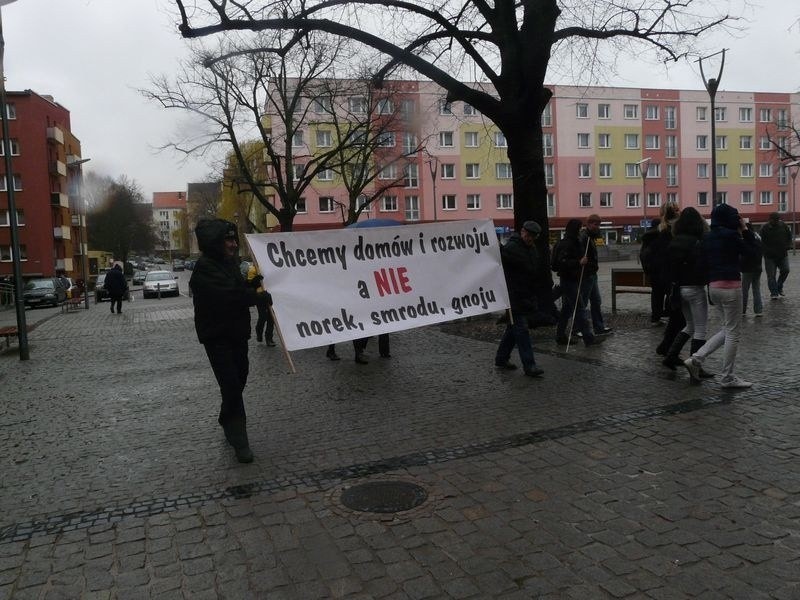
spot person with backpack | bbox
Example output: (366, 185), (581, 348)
(760, 212), (792, 299)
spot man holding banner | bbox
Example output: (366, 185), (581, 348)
(494, 221), (545, 378)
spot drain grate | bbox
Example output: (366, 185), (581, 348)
(340, 480), (427, 513)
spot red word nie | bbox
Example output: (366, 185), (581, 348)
(374, 267), (412, 296)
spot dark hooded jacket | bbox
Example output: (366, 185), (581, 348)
(552, 219), (588, 281)
(500, 232), (539, 314)
(189, 219), (258, 344)
(103, 264), (128, 297)
(701, 203), (757, 283)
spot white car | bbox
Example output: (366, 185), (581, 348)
(142, 270), (179, 298)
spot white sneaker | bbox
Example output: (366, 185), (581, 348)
(720, 376), (753, 389)
(684, 357), (702, 381)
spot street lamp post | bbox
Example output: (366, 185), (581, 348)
(787, 160), (800, 256)
(636, 157), (651, 225)
(426, 154), (439, 222)
(0, 0), (28, 360)
(698, 50), (726, 207)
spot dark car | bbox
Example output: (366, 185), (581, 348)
(23, 278), (67, 308)
(94, 272), (109, 303)
(132, 270), (147, 286)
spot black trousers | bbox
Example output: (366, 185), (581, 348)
(255, 299), (274, 341)
(204, 339), (249, 426)
(353, 334), (390, 357)
(109, 294), (124, 313)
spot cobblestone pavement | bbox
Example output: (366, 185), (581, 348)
(1, 260), (799, 599)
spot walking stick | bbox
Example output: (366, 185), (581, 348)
(566, 235), (592, 352)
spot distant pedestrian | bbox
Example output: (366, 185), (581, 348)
(247, 263), (275, 346)
(684, 204), (758, 389)
(582, 215), (612, 335)
(741, 222), (764, 317)
(640, 217), (664, 325)
(494, 221), (545, 377)
(103, 264), (128, 314)
(760, 212), (792, 299)
(190, 219), (262, 463)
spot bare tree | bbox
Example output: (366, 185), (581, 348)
(173, 0), (739, 243)
(87, 178), (157, 261)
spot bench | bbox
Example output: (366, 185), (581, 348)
(611, 268), (651, 313)
(0, 324), (36, 349)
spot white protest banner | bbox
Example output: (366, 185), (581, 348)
(246, 219), (510, 351)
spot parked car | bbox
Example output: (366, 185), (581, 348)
(132, 270), (148, 286)
(23, 277), (67, 308)
(94, 272), (109, 303)
(171, 259), (185, 272)
(142, 270), (179, 298)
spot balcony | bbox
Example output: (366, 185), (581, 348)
(50, 160), (67, 177)
(55, 258), (74, 271)
(54, 225), (72, 240)
(51, 192), (69, 207)
(47, 127), (65, 144)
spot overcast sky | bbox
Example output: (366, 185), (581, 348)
(3, 0), (798, 202)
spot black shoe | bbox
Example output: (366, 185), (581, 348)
(662, 355), (684, 370)
(495, 361), (517, 370)
(234, 446), (254, 463)
(355, 353), (369, 364)
(326, 347), (340, 361)
(524, 366), (544, 377)
(265, 339), (276, 347)
(380, 353), (391, 358)
(597, 326), (613, 334)
(256, 335), (263, 342)
(584, 336), (605, 347)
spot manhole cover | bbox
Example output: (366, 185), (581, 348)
(340, 480), (427, 513)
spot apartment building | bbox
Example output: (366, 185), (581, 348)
(152, 191), (188, 257)
(0, 90), (88, 279)
(262, 80), (800, 240)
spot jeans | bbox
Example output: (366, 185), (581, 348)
(495, 310), (537, 370)
(741, 271), (763, 314)
(556, 278), (594, 341)
(764, 255), (790, 296)
(680, 285), (709, 340)
(587, 273), (606, 330)
(692, 286), (743, 381)
(204, 340), (249, 426)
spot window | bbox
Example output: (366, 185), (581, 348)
(495, 163), (512, 179)
(645, 105), (659, 120)
(666, 164), (678, 186)
(715, 135), (727, 150)
(439, 131), (454, 147)
(600, 192), (612, 207)
(404, 164), (419, 187)
(598, 133), (611, 149)
(544, 163), (554, 186)
(404, 195), (420, 221)
(624, 104), (639, 119)
(579, 192), (592, 208)
(739, 135), (752, 150)
(624, 134), (639, 149)
(760, 191), (773, 205)
(626, 192), (640, 208)
(777, 109), (789, 128)
(440, 163), (455, 179)
(439, 100), (453, 115)
(665, 135), (677, 158)
(716, 192), (728, 205)
(547, 193), (556, 217)
(381, 195), (398, 212)
(295, 198), (307, 213)
(403, 132), (418, 153)
(312, 97), (332, 113)
(291, 131), (303, 147)
(759, 163), (773, 177)
(759, 108), (772, 122)
(779, 191), (789, 212)
(716, 163), (728, 178)
(541, 103), (552, 127)
(349, 96), (367, 113)
(647, 192), (662, 208)
(741, 191), (753, 205)
(442, 194), (457, 210)
(466, 194), (481, 210)
(399, 100), (415, 118)
(379, 164), (397, 180)
(463, 103), (477, 116)
(493, 132), (507, 148)
(578, 163), (591, 178)
(697, 192), (708, 206)
(464, 131), (479, 147)
(760, 136), (771, 150)
(696, 106), (708, 121)
(598, 104), (610, 119)
(316, 130), (332, 147)
(664, 107), (677, 129)
(739, 107), (752, 122)
(543, 133), (554, 157)
(317, 169), (333, 181)
(645, 134), (660, 150)
(376, 132), (395, 147)
(696, 135), (708, 150)
(465, 163), (480, 179)
(714, 106), (727, 122)
(496, 193), (513, 210)
(778, 165), (788, 185)
(0, 139), (20, 156)
(667, 192), (679, 205)
(0, 210), (23, 226)
(5, 104), (15, 120)
(577, 133), (590, 148)
(0, 244), (27, 261)
(0, 175), (22, 191)
(598, 163), (612, 178)
(576, 103), (589, 118)
(318, 196), (335, 213)
(647, 163), (661, 178)
(697, 164), (709, 179)
(740, 163), (754, 178)
(377, 98), (394, 114)
(625, 163), (638, 178)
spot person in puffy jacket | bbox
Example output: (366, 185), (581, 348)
(103, 263), (128, 314)
(189, 219), (261, 463)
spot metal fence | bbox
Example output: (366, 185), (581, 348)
(0, 282), (15, 308)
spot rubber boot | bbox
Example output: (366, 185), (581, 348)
(223, 418), (254, 463)
(690, 339), (715, 379)
(662, 331), (690, 370)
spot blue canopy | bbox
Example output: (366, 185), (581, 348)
(347, 218), (404, 228)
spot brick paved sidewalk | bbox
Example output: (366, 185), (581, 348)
(0, 259), (799, 599)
